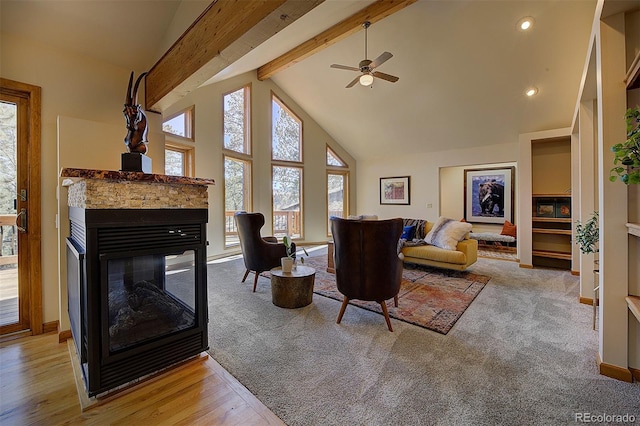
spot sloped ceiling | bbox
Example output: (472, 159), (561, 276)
(269, 0), (597, 159)
(1, 0), (598, 161)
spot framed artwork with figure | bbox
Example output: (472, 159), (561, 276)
(464, 167), (515, 224)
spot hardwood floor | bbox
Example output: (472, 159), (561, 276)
(0, 333), (284, 425)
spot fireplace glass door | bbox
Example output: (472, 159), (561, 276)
(105, 250), (197, 352)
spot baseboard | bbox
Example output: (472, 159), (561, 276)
(579, 297), (598, 305)
(43, 320), (59, 334)
(59, 329), (72, 343)
(597, 353), (633, 382)
(630, 367), (640, 382)
(519, 264), (533, 269)
(571, 270), (580, 276)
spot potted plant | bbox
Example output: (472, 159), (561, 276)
(610, 106), (640, 184)
(575, 211), (599, 255)
(282, 235), (309, 272)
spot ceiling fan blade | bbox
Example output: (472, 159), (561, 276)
(345, 76), (361, 88)
(330, 64), (360, 72)
(369, 52), (393, 69)
(373, 71), (399, 83)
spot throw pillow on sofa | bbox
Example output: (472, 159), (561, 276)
(424, 216), (472, 251)
(401, 225), (416, 240)
(501, 220), (517, 238)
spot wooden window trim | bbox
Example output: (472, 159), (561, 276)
(271, 164), (304, 240)
(165, 142), (195, 177)
(327, 170), (349, 237)
(0, 78), (42, 335)
(223, 154), (253, 248)
(163, 105), (195, 142)
(326, 145), (348, 168)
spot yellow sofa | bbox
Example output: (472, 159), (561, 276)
(400, 219), (478, 271)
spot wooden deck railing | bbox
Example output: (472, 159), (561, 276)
(225, 210), (301, 238)
(0, 214), (18, 266)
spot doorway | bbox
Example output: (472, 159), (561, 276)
(0, 78), (42, 338)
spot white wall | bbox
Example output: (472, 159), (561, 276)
(357, 144), (518, 225)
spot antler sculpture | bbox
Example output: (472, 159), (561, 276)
(123, 71), (149, 154)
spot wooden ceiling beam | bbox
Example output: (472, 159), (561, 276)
(257, 0), (417, 81)
(146, 0), (324, 111)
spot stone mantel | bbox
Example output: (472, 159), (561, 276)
(60, 167), (215, 209)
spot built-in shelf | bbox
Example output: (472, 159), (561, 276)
(531, 192), (572, 268)
(532, 193), (572, 198)
(626, 224), (640, 323)
(532, 228), (572, 235)
(627, 296), (640, 323)
(626, 222), (640, 237)
(532, 217), (572, 223)
(532, 250), (572, 260)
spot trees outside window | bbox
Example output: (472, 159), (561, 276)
(224, 86), (250, 154)
(0, 102), (16, 217)
(271, 94), (302, 162)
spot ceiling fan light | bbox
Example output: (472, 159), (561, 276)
(517, 16), (534, 31)
(359, 74), (374, 86)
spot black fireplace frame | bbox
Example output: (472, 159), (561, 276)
(67, 207), (209, 396)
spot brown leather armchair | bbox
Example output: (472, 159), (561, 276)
(234, 212), (294, 292)
(330, 217), (403, 331)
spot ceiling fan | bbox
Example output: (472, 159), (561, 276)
(330, 21), (399, 88)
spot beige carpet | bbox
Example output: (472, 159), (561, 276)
(207, 249), (640, 425)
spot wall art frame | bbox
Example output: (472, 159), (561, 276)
(464, 167), (515, 224)
(380, 176), (410, 205)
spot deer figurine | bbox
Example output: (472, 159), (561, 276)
(123, 71), (149, 154)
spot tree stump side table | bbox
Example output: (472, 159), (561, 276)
(270, 265), (316, 308)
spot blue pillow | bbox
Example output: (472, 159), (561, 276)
(401, 225), (416, 240)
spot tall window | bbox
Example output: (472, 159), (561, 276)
(326, 146), (348, 235)
(272, 165), (302, 238)
(223, 85), (252, 247)
(271, 94), (302, 162)
(271, 93), (303, 238)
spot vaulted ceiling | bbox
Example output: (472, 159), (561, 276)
(1, 0), (600, 160)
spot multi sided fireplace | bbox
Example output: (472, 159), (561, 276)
(62, 168), (214, 397)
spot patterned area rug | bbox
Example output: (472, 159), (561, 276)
(301, 256), (490, 334)
(477, 247), (518, 261)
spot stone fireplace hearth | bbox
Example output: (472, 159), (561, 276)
(61, 168), (214, 397)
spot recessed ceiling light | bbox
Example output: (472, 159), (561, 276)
(525, 87), (538, 97)
(517, 16), (535, 31)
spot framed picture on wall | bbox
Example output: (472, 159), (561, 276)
(463, 167), (515, 224)
(380, 176), (410, 205)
